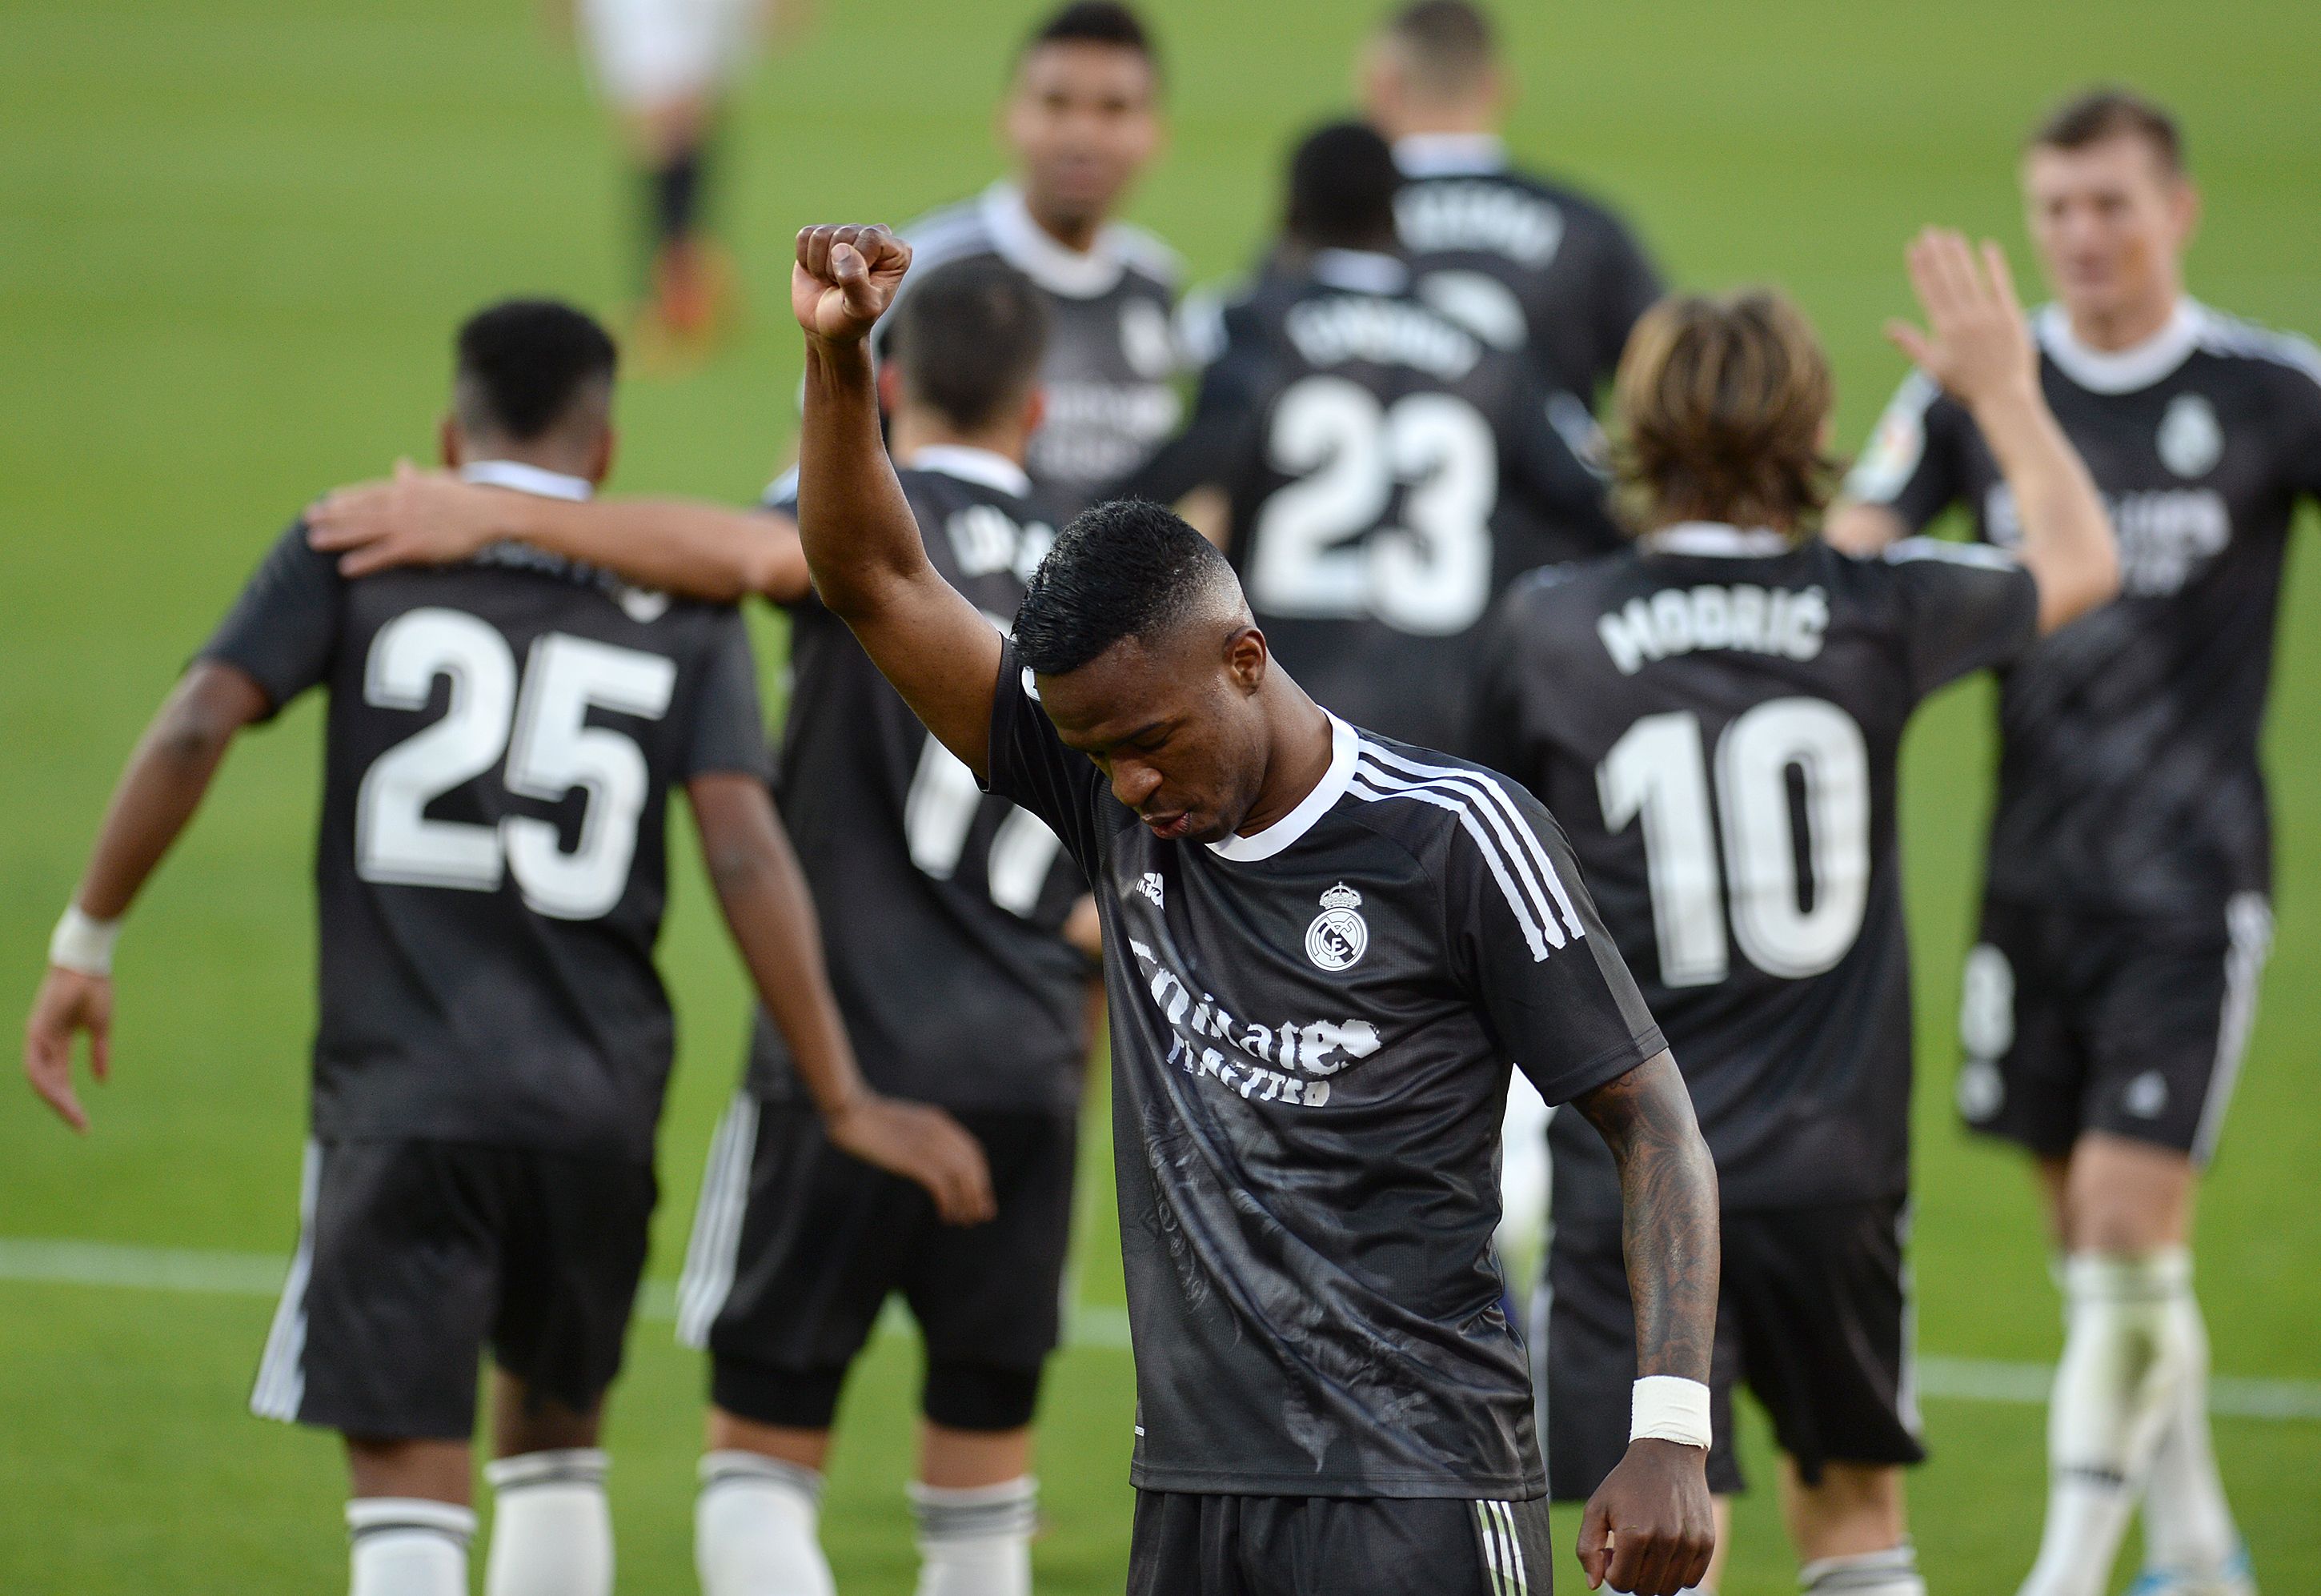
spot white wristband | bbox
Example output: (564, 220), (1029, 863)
(1630, 1375), (1712, 1449)
(49, 905), (121, 977)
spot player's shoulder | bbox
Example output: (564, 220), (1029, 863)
(899, 193), (1002, 274)
(1500, 165), (1639, 236)
(1500, 551), (1636, 628)
(1342, 728), (1558, 863)
(2190, 303), (2321, 399)
(1100, 217), (1183, 293)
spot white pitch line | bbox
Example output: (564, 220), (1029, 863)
(5, 1239), (2317, 1421)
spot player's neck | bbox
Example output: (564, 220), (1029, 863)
(889, 411), (1028, 471)
(1388, 110), (1500, 140)
(1239, 689), (1337, 839)
(2066, 286), (2183, 354)
(1019, 190), (1104, 255)
(451, 435), (599, 486)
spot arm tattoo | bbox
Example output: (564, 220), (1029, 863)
(1572, 1049), (1719, 1381)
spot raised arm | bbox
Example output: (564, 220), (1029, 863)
(305, 465), (811, 605)
(688, 772), (994, 1225)
(1567, 1049), (1720, 1594)
(1882, 229), (2118, 632)
(25, 662), (271, 1131)
(792, 224), (1005, 777)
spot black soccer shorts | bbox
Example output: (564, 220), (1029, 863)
(1955, 893), (2273, 1167)
(1128, 1490), (1554, 1596)
(1541, 1196), (1925, 1501)
(249, 1139), (656, 1439)
(675, 1095), (1077, 1431)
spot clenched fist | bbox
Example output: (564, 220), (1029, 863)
(792, 224), (912, 345)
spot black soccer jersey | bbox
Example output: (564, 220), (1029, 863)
(1120, 249), (1619, 753)
(1849, 300), (2321, 918)
(892, 182), (1182, 514)
(1391, 134), (1665, 411)
(199, 464), (771, 1161)
(1473, 525), (2038, 1216)
(748, 451), (1091, 1113)
(984, 648), (1666, 1497)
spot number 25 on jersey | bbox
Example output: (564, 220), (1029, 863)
(355, 607), (675, 921)
(1597, 698), (1871, 987)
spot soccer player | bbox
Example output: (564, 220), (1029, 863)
(1361, 0), (1663, 419)
(22, 300), (992, 1596)
(784, 219), (1722, 1596)
(574, 0), (792, 350)
(1477, 239), (2118, 1596)
(303, 262), (1100, 1596)
(1831, 90), (2321, 1596)
(888, 2), (1180, 513)
(1120, 120), (1617, 754)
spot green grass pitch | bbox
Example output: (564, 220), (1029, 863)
(3, 1), (2317, 1590)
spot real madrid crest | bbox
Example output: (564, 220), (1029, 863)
(1305, 882), (1369, 972)
(2157, 392), (2224, 479)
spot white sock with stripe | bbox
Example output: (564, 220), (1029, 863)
(695, 1450), (835, 1596)
(910, 1476), (1036, 1596)
(2138, 1273), (2243, 1580)
(2018, 1249), (2195, 1596)
(1800, 1542), (1925, 1594)
(483, 1448), (612, 1596)
(347, 1498), (474, 1596)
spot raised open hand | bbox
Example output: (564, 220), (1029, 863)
(792, 224), (911, 345)
(1885, 227), (2038, 416)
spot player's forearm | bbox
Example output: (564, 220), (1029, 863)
(503, 495), (808, 604)
(692, 776), (872, 1118)
(1972, 386), (2119, 632)
(796, 335), (936, 619)
(1574, 1050), (1719, 1382)
(72, 664), (267, 923)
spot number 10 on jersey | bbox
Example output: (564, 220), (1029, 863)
(1597, 698), (1871, 987)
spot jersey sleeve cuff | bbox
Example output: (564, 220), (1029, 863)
(1523, 1024), (1670, 1109)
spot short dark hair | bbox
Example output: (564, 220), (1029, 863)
(453, 299), (617, 443)
(1012, 499), (1236, 675)
(892, 259), (1050, 433)
(1021, 2), (1157, 69)
(1381, 0), (1496, 92)
(1287, 121), (1402, 251)
(2030, 86), (2185, 175)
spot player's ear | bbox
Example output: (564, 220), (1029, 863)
(1020, 384), (1048, 440)
(1224, 625), (1269, 692)
(2171, 176), (2203, 249)
(876, 358), (904, 415)
(588, 426), (616, 488)
(437, 415), (462, 470)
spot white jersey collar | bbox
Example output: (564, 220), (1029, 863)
(2035, 299), (2204, 395)
(1640, 522), (1793, 557)
(1393, 133), (1509, 178)
(1309, 249), (1410, 295)
(904, 444), (1033, 500)
(980, 181), (1126, 300)
(459, 459), (594, 501)
(1207, 715), (1358, 864)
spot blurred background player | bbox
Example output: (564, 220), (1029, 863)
(306, 263), (1101, 1596)
(22, 300), (992, 1596)
(574, 0), (803, 353)
(888, 2), (1178, 515)
(1477, 243), (2115, 1596)
(1833, 89), (2321, 1596)
(1120, 120), (1617, 754)
(1362, 0), (1663, 441)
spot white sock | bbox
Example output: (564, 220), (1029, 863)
(2139, 1277), (2243, 1577)
(909, 1475), (1036, 1596)
(1800, 1542), (1926, 1594)
(347, 1498), (474, 1596)
(695, 1450), (836, 1596)
(2019, 1250), (2196, 1596)
(483, 1448), (613, 1596)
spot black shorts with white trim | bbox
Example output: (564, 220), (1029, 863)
(1542, 1195), (1924, 1500)
(1955, 893), (2272, 1166)
(675, 1096), (1076, 1430)
(250, 1139), (655, 1438)
(1127, 1490), (1553, 1595)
